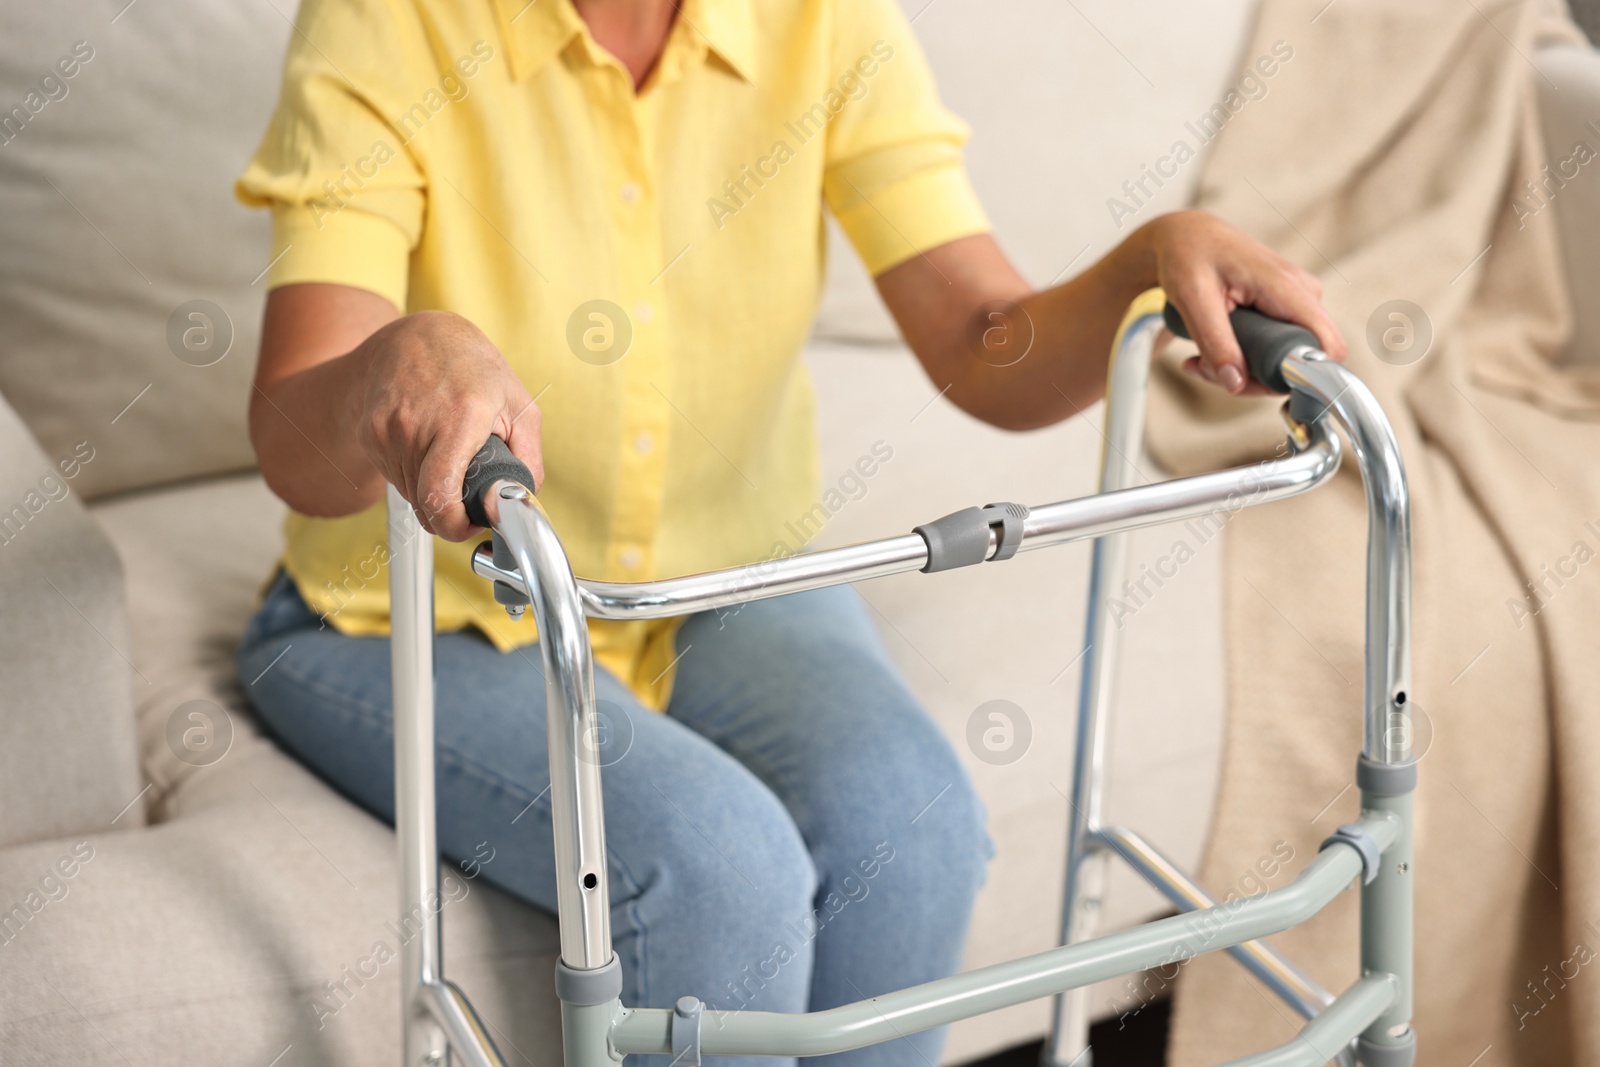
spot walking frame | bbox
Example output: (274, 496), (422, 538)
(384, 288), (1417, 1067)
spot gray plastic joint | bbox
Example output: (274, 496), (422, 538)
(1287, 387), (1326, 429)
(981, 503), (1029, 562)
(553, 956), (623, 1006)
(489, 531), (530, 617)
(671, 996), (704, 1067)
(1357, 755), (1418, 797)
(914, 507), (988, 572)
(1358, 1028), (1416, 1067)
(1319, 822), (1382, 885)
(914, 503), (1029, 572)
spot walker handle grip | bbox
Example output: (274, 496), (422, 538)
(462, 435), (536, 528)
(1162, 301), (1318, 394)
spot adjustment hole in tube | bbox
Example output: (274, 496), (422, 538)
(582, 872), (598, 890)
(1394, 691), (1407, 705)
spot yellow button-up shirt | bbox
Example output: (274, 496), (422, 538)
(237, 0), (989, 709)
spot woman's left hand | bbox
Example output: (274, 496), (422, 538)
(1146, 209), (1347, 395)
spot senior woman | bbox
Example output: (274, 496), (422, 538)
(234, 0), (1342, 1063)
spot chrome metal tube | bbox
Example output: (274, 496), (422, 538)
(417, 981), (509, 1067)
(1090, 825), (1334, 1019)
(1281, 353), (1417, 1057)
(577, 534), (929, 621)
(1044, 310), (1162, 1067)
(388, 486), (450, 1067)
(1018, 424), (1339, 549)
(611, 813), (1398, 1059)
(1281, 353), (1413, 766)
(470, 425), (1341, 622)
(492, 486), (614, 969)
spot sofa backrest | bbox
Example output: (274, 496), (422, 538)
(0, 5), (293, 500)
(1572, 0), (1600, 43)
(0, 391), (144, 846)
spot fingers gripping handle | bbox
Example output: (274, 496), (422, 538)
(462, 435), (536, 528)
(1162, 301), (1320, 394)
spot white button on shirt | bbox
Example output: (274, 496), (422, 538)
(619, 182), (641, 203)
(634, 432), (655, 455)
(619, 546), (643, 568)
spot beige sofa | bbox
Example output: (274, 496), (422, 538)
(3, 1), (1596, 1065)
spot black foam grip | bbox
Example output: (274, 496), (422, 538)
(1162, 301), (1318, 394)
(462, 435), (535, 528)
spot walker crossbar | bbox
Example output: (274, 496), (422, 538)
(466, 420), (1341, 622)
(385, 290), (1416, 1067)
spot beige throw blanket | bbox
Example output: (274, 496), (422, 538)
(1143, 2), (1600, 1063)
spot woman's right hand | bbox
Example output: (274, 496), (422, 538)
(353, 310), (543, 540)
(251, 283), (542, 541)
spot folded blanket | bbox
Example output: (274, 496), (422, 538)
(1142, 2), (1600, 1063)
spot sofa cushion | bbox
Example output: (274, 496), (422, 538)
(0, 391), (142, 848)
(816, 0), (1261, 341)
(0, 4), (291, 498)
(0, 733), (562, 1067)
(90, 473), (287, 805)
(54, 472), (566, 1066)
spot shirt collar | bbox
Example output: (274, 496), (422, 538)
(678, 0), (758, 84)
(494, 0), (757, 85)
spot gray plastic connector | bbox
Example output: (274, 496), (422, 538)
(982, 503), (1029, 561)
(1357, 755), (1418, 797)
(671, 996), (704, 1067)
(1319, 822), (1382, 885)
(1358, 1029), (1417, 1067)
(1287, 387), (1327, 429)
(490, 530), (530, 619)
(914, 507), (989, 572)
(553, 956), (623, 1006)
(913, 503), (1029, 572)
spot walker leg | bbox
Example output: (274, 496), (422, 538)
(1280, 353), (1418, 1066)
(1047, 856), (1104, 1067)
(483, 481), (622, 1067)
(1044, 536), (1119, 1067)
(561, 1000), (624, 1067)
(1357, 786), (1415, 1066)
(389, 486), (451, 1067)
(1043, 309), (1163, 1067)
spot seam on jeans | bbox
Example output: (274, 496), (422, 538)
(602, 841), (650, 1006)
(623, 891), (648, 1008)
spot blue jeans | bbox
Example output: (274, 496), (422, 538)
(237, 572), (992, 1067)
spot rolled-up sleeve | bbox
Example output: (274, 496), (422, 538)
(235, 0), (426, 310)
(822, 0), (990, 276)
